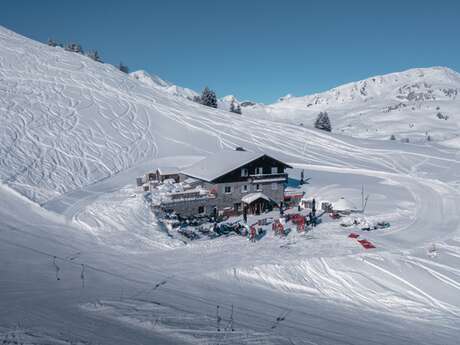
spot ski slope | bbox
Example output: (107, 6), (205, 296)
(1, 26), (460, 344)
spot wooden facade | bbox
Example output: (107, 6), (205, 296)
(212, 155), (291, 184)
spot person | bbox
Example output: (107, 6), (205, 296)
(308, 211), (314, 226)
(249, 226), (256, 242)
(243, 205), (248, 223)
(300, 170), (305, 185)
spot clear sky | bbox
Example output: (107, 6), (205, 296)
(1, 0), (459, 103)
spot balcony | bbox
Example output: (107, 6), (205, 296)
(162, 188), (216, 204)
(249, 173), (288, 183)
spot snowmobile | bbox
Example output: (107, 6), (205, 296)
(178, 227), (200, 240)
(375, 221), (390, 229)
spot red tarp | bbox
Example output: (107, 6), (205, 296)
(358, 239), (376, 249)
(348, 233), (360, 239)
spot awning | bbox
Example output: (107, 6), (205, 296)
(242, 192), (270, 204)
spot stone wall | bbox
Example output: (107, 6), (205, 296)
(161, 197), (217, 218)
(212, 180), (285, 211)
(162, 179), (285, 218)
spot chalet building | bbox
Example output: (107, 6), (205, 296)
(159, 150), (292, 217)
(151, 167), (180, 183)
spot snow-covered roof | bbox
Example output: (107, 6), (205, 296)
(332, 197), (358, 211)
(241, 192), (270, 204)
(157, 166), (180, 175)
(181, 150), (289, 182)
(184, 177), (199, 184)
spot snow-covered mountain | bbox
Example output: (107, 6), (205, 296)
(245, 67), (460, 142)
(131, 70), (247, 112)
(132, 66), (460, 143)
(130, 69), (199, 100)
(217, 94), (240, 111)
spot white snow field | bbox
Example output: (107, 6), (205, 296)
(1, 25), (460, 344)
(243, 66), (460, 143)
(130, 70), (199, 101)
(130, 69), (243, 113)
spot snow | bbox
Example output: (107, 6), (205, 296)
(130, 69), (199, 100)
(332, 197), (359, 212)
(241, 192), (270, 204)
(157, 166), (180, 175)
(244, 66), (460, 144)
(1, 25), (460, 345)
(181, 150), (264, 182)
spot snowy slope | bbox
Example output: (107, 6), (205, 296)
(130, 70), (245, 112)
(130, 69), (199, 100)
(2, 26), (460, 345)
(244, 67), (460, 142)
(0, 26), (273, 203)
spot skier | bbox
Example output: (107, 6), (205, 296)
(300, 170), (304, 185)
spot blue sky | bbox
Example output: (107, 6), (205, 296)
(1, 0), (459, 103)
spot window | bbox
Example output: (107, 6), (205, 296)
(271, 182), (278, 190)
(241, 168), (248, 177)
(198, 206), (205, 214)
(271, 167), (278, 174)
(255, 167), (264, 175)
(234, 203), (241, 212)
(224, 186), (232, 194)
(241, 184), (249, 193)
(255, 183), (262, 191)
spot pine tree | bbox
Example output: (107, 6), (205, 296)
(229, 100), (242, 114)
(117, 62), (129, 74)
(192, 95), (201, 103)
(47, 38), (58, 47)
(87, 50), (103, 63)
(200, 87), (218, 108)
(235, 104), (242, 114)
(390, 134), (396, 140)
(65, 42), (84, 54)
(314, 112), (331, 132)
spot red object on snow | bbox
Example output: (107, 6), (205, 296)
(291, 214), (305, 232)
(329, 212), (341, 219)
(249, 226), (256, 242)
(272, 220), (284, 235)
(348, 233), (360, 239)
(291, 214), (303, 223)
(358, 239), (376, 249)
(296, 219), (305, 232)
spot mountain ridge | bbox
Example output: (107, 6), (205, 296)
(244, 66), (460, 141)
